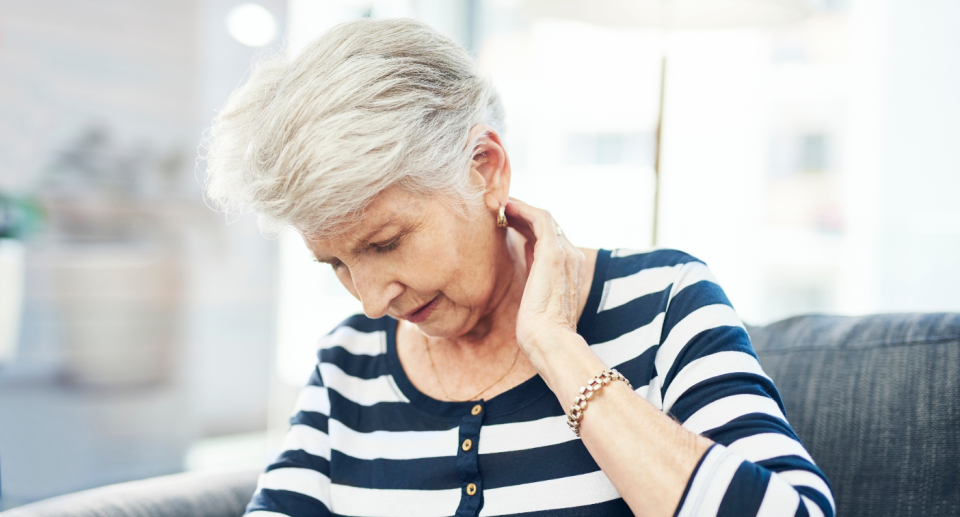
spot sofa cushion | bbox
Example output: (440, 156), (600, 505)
(0, 467), (259, 517)
(748, 313), (960, 517)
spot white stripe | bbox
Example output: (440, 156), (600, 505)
(675, 445), (743, 517)
(802, 495), (826, 517)
(663, 351), (769, 413)
(611, 248), (653, 258)
(293, 385), (330, 415)
(257, 467), (331, 509)
(330, 484), (460, 517)
(246, 512), (290, 517)
(727, 433), (815, 464)
(281, 424), (330, 460)
(319, 363), (408, 406)
(755, 472), (800, 517)
(479, 415), (575, 454)
(668, 261), (718, 298)
(682, 394), (787, 435)
(645, 376), (665, 409)
(480, 470), (620, 516)
(777, 470), (835, 513)
(634, 384), (651, 402)
(329, 418), (458, 460)
(601, 264), (682, 311)
(590, 312), (663, 368)
(655, 304), (744, 383)
(320, 326), (386, 356)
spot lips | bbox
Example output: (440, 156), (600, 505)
(405, 297), (439, 324)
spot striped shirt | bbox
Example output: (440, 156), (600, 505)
(247, 249), (835, 517)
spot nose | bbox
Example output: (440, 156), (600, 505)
(349, 262), (404, 319)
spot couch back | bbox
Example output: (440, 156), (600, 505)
(748, 313), (960, 517)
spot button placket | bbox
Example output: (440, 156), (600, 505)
(454, 401), (485, 517)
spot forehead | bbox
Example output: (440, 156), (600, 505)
(304, 186), (420, 254)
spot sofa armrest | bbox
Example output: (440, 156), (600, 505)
(1, 467), (260, 517)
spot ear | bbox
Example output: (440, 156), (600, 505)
(468, 125), (512, 212)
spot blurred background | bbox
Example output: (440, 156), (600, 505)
(0, 0), (958, 509)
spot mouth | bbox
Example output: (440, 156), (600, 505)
(404, 296), (440, 324)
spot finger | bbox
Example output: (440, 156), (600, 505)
(505, 198), (563, 252)
(556, 225), (581, 320)
(507, 201), (568, 280)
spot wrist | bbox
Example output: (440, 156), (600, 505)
(523, 329), (609, 405)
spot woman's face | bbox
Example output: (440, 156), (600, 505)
(303, 182), (509, 339)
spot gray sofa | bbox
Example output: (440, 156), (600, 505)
(4, 313), (959, 517)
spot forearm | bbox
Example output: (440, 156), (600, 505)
(526, 330), (712, 517)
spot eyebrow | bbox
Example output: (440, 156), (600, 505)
(349, 221), (395, 254)
(314, 205), (412, 263)
(312, 229), (387, 264)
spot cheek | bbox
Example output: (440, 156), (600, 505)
(438, 220), (500, 306)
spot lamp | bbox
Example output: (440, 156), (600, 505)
(521, 0), (813, 245)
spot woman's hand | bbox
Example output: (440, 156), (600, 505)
(504, 198), (588, 355)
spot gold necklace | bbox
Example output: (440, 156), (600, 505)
(422, 333), (521, 402)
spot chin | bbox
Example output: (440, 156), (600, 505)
(414, 313), (471, 340)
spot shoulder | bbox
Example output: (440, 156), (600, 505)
(317, 313), (392, 358)
(604, 248), (704, 282)
(598, 248), (713, 311)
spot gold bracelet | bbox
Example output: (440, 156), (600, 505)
(566, 368), (632, 437)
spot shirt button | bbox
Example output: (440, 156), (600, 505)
(462, 438), (473, 452)
(471, 404), (482, 416)
(466, 483), (477, 496)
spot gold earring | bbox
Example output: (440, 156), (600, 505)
(497, 205), (507, 228)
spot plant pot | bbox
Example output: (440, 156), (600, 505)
(0, 238), (25, 364)
(46, 244), (182, 387)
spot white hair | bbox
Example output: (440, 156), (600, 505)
(203, 17), (505, 238)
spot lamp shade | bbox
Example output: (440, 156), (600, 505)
(521, 0), (814, 29)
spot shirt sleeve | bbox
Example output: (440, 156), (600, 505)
(245, 365), (333, 516)
(652, 260), (835, 517)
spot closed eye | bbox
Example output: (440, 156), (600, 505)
(373, 235), (402, 254)
(314, 258), (343, 270)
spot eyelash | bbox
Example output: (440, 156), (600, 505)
(316, 235), (402, 271)
(374, 236), (402, 254)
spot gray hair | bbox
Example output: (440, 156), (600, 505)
(203, 18), (505, 238)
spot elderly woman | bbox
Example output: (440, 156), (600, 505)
(205, 18), (833, 517)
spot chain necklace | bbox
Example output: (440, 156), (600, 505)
(422, 333), (521, 402)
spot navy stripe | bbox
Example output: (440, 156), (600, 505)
(661, 280), (732, 341)
(329, 450), (460, 490)
(248, 489), (331, 517)
(670, 373), (785, 423)
(266, 449), (331, 475)
(797, 486), (834, 517)
(336, 313), (391, 334)
(328, 389), (460, 433)
(320, 346), (390, 380)
(702, 411), (803, 446)
(492, 497), (631, 517)
(660, 325), (756, 398)
(606, 249), (700, 281)
(326, 387), (570, 434)
(757, 457), (830, 483)
(479, 439), (600, 489)
(290, 409), (329, 434)
(603, 343), (658, 386)
(307, 365), (324, 388)
(591, 290), (669, 344)
(716, 460), (769, 517)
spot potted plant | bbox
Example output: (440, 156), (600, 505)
(34, 126), (187, 387)
(0, 194), (42, 364)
